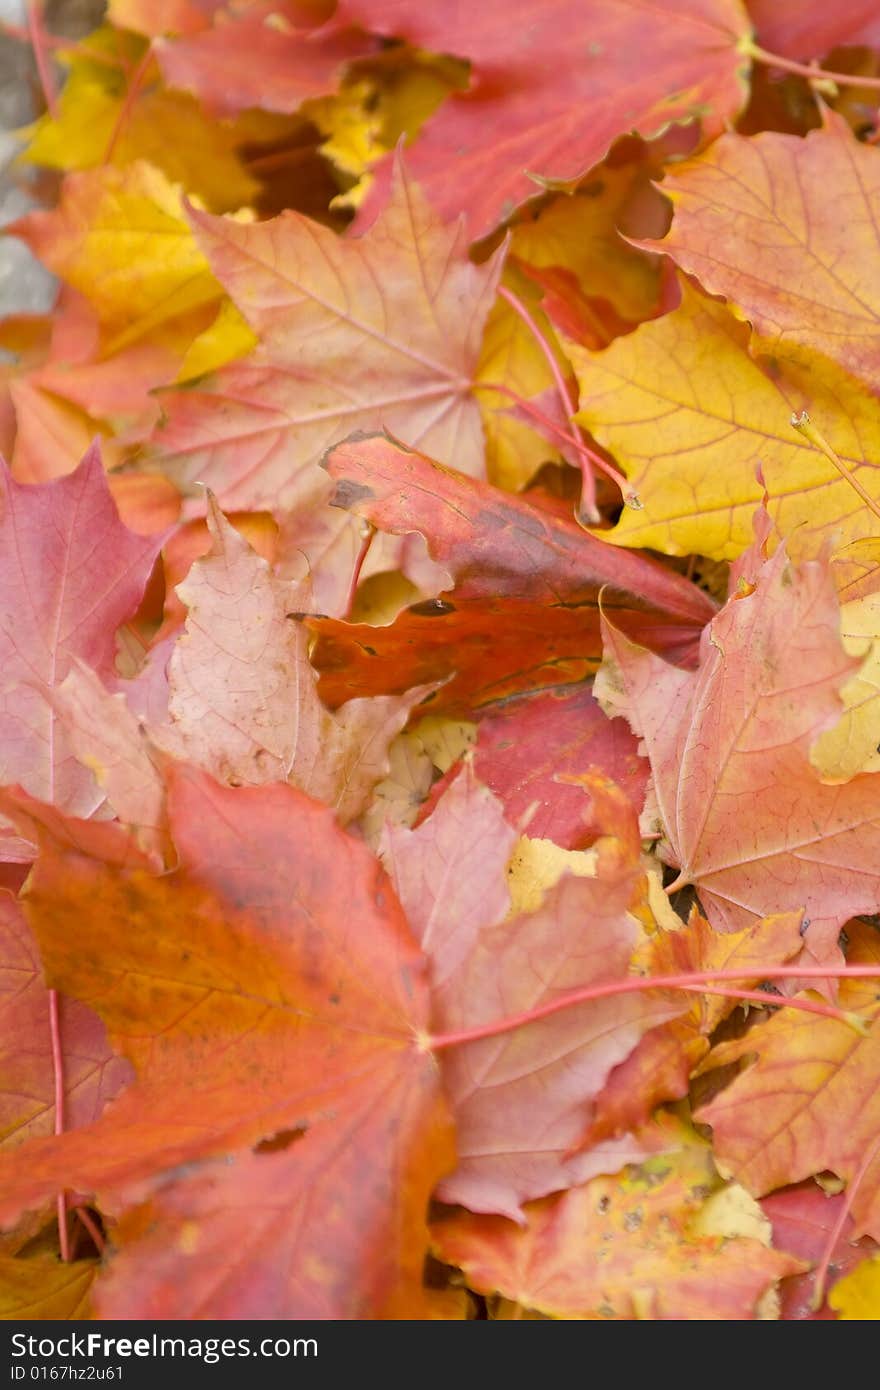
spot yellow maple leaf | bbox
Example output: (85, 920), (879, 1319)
(811, 592), (880, 781)
(21, 28), (260, 214)
(317, 50), (468, 209)
(13, 161), (238, 355)
(571, 279), (880, 561)
(829, 1254), (880, 1319)
(176, 298), (258, 382)
(305, 78), (384, 182)
(506, 836), (598, 916)
(0, 1252), (96, 1319)
(511, 170), (662, 323)
(834, 537), (880, 602)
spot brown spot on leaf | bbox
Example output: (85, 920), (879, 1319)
(330, 479), (376, 511)
(254, 1125), (308, 1155)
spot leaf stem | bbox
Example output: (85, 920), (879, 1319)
(791, 410), (880, 526)
(426, 964), (879, 1052)
(496, 284), (599, 522)
(747, 41), (880, 93)
(811, 1130), (880, 1311)
(25, 0), (58, 119)
(344, 521), (375, 617)
(476, 378), (640, 505)
(664, 870), (690, 896)
(72, 1205), (105, 1258)
(48, 987), (70, 1262)
(103, 41), (154, 164)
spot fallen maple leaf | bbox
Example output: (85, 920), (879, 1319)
(430, 865), (675, 1218)
(11, 162), (225, 354)
(640, 113), (880, 392)
(761, 1182), (879, 1320)
(91, 1090), (441, 1320)
(586, 907), (806, 1143)
(311, 432), (716, 710)
(313, 598), (613, 713)
(381, 761), (517, 984)
(157, 497), (430, 821)
(597, 526), (880, 962)
(422, 683), (649, 850)
(7, 0), (880, 1325)
(0, 290), (182, 483)
(151, 156), (503, 512)
(339, 0), (752, 239)
(4, 376), (101, 489)
(0, 765), (453, 1318)
(0, 445), (164, 835)
(154, 9), (377, 118)
(0, 891), (131, 1150)
(572, 279), (880, 562)
(158, 507), (278, 636)
(384, 767), (680, 1216)
(49, 662), (167, 858)
(697, 922), (880, 1240)
(0, 761), (678, 1301)
(21, 28), (265, 215)
(321, 433), (719, 624)
(432, 1120), (804, 1319)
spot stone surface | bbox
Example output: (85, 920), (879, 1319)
(0, 2), (105, 318)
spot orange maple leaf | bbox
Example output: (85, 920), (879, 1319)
(432, 1119), (804, 1319)
(312, 432), (715, 711)
(0, 893), (130, 1152)
(0, 767), (452, 1318)
(698, 922), (880, 1241)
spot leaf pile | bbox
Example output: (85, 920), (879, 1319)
(3, 0), (880, 1320)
